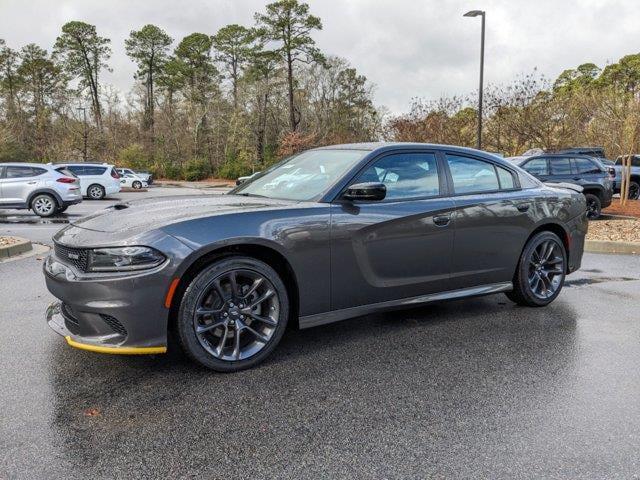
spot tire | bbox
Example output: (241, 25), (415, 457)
(584, 193), (601, 219)
(30, 194), (58, 217)
(132, 181), (142, 189)
(56, 205), (68, 214)
(87, 184), (105, 200)
(176, 256), (289, 372)
(628, 181), (640, 200)
(506, 231), (567, 307)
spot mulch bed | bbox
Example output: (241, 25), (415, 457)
(587, 217), (639, 243)
(604, 200), (640, 218)
(0, 236), (19, 247)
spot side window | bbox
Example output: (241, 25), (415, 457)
(67, 165), (85, 176)
(522, 158), (548, 176)
(446, 155), (499, 194)
(354, 152), (440, 200)
(573, 158), (600, 174)
(632, 157), (640, 168)
(496, 166), (515, 189)
(550, 157), (572, 175)
(85, 166), (107, 175)
(32, 167), (47, 176)
(5, 166), (39, 178)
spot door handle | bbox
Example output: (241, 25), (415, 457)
(27, 181), (37, 185)
(516, 203), (530, 212)
(433, 215), (451, 227)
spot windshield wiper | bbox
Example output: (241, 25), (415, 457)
(235, 192), (266, 198)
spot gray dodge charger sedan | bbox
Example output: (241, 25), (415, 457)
(44, 143), (587, 371)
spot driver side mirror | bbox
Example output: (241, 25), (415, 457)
(343, 182), (386, 201)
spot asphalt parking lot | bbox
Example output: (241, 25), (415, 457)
(1, 187), (640, 479)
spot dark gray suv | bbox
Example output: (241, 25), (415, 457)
(44, 143), (588, 372)
(509, 154), (613, 218)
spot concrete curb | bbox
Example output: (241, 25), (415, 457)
(0, 236), (32, 259)
(585, 240), (640, 255)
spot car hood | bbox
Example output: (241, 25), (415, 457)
(73, 195), (297, 233)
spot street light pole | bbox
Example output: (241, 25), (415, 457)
(464, 10), (486, 150)
(77, 106), (88, 162)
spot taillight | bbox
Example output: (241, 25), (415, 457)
(111, 168), (120, 179)
(57, 177), (76, 183)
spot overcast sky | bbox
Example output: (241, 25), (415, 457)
(1, 0), (638, 114)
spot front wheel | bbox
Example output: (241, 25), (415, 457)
(506, 231), (567, 307)
(176, 257), (289, 372)
(132, 181), (142, 189)
(628, 181), (640, 200)
(584, 193), (601, 219)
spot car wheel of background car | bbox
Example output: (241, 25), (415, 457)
(30, 193), (57, 217)
(506, 231), (567, 307)
(628, 181), (640, 200)
(584, 193), (601, 219)
(87, 184), (105, 200)
(176, 256), (289, 372)
(132, 181), (142, 189)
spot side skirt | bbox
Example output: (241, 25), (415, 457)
(298, 282), (513, 329)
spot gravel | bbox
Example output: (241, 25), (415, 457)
(587, 217), (640, 243)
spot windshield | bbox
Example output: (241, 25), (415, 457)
(233, 149), (369, 201)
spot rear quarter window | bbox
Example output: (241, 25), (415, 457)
(573, 158), (600, 174)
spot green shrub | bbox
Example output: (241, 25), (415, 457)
(183, 157), (211, 181)
(118, 144), (151, 171)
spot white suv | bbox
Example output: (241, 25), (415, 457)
(0, 163), (82, 217)
(56, 163), (121, 200)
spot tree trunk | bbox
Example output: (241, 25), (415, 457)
(286, 51), (297, 132)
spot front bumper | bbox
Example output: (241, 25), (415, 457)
(43, 254), (173, 354)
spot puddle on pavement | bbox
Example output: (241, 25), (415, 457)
(565, 276), (638, 287)
(0, 216), (70, 225)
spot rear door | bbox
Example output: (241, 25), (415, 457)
(444, 153), (533, 289)
(330, 150), (456, 310)
(548, 156), (574, 184)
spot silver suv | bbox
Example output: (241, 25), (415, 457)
(0, 163), (82, 217)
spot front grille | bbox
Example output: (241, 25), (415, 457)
(54, 243), (88, 272)
(100, 314), (128, 336)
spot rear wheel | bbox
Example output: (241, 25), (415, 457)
(584, 193), (601, 219)
(31, 194), (57, 217)
(87, 184), (105, 200)
(628, 180), (640, 200)
(506, 231), (567, 307)
(176, 257), (289, 372)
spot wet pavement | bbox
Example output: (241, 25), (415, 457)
(1, 245), (639, 478)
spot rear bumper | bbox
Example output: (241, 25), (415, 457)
(567, 212), (588, 274)
(105, 183), (121, 195)
(61, 198), (82, 207)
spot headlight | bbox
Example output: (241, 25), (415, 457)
(87, 246), (166, 272)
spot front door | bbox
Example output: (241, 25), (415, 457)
(330, 151), (455, 311)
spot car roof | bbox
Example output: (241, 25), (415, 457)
(313, 142), (509, 165)
(56, 162), (113, 167)
(0, 162), (53, 168)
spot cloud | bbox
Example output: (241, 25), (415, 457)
(1, 0), (638, 114)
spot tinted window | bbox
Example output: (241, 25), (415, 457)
(522, 158), (548, 176)
(84, 166), (107, 175)
(67, 165), (85, 175)
(5, 166), (43, 178)
(573, 158), (600, 174)
(496, 166), (515, 189)
(355, 153), (440, 200)
(549, 157), (572, 175)
(446, 155), (499, 193)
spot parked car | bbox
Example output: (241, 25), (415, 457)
(119, 173), (147, 190)
(55, 163), (121, 200)
(508, 154), (613, 218)
(45, 143), (587, 372)
(612, 155), (640, 200)
(556, 146), (606, 158)
(116, 168), (153, 185)
(0, 163), (82, 217)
